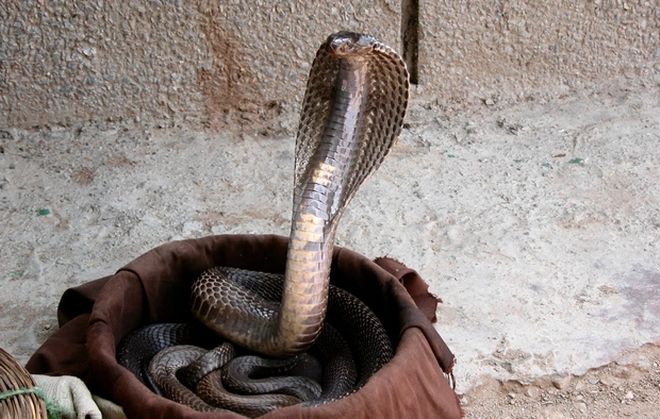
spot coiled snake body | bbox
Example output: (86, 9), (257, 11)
(118, 32), (409, 416)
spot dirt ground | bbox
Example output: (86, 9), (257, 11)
(462, 343), (660, 418)
(0, 83), (658, 417)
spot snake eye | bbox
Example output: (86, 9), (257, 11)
(329, 36), (352, 54)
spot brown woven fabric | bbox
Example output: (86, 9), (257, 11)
(26, 234), (462, 418)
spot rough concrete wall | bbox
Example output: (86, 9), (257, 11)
(0, 1), (656, 129)
(0, 0), (400, 129)
(418, 1), (658, 107)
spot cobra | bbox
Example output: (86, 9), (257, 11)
(118, 31), (409, 415)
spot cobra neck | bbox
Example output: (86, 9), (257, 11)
(276, 57), (370, 354)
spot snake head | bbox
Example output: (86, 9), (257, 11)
(327, 32), (375, 57)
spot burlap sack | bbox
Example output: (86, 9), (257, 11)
(27, 234), (462, 418)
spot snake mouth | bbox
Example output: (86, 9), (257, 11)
(327, 31), (375, 57)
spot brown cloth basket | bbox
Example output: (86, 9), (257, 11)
(26, 234), (463, 418)
(0, 347), (47, 419)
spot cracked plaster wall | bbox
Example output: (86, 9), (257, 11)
(0, 1), (656, 129)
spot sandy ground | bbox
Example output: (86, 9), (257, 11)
(0, 85), (658, 417)
(462, 343), (659, 418)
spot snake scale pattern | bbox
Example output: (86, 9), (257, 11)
(118, 31), (409, 417)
